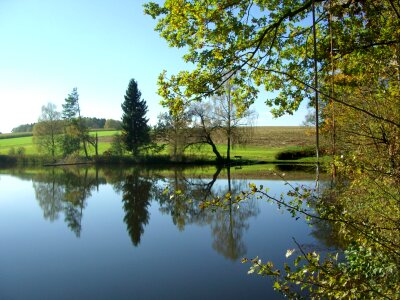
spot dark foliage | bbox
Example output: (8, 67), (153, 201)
(121, 79), (150, 156)
(275, 147), (316, 160)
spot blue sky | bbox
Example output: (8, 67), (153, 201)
(0, 0), (307, 133)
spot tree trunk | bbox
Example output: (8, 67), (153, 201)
(329, 0), (336, 179)
(83, 140), (88, 159)
(227, 135), (231, 162)
(226, 83), (232, 163)
(95, 133), (98, 157)
(203, 167), (222, 200)
(206, 135), (223, 162)
(312, 0), (320, 163)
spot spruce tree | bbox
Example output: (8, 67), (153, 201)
(121, 79), (150, 156)
(61, 88), (81, 156)
(62, 87), (80, 120)
(61, 87), (89, 157)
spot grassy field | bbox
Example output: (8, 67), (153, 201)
(0, 130), (120, 155)
(246, 126), (316, 147)
(0, 136), (36, 154)
(0, 127), (324, 163)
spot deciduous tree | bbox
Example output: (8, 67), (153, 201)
(154, 111), (191, 161)
(33, 102), (63, 161)
(211, 79), (256, 161)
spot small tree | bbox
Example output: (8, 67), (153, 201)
(154, 111), (191, 161)
(61, 88), (90, 158)
(121, 79), (150, 156)
(33, 102), (63, 161)
(110, 133), (125, 156)
(212, 79), (256, 162)
(187, 80), (256, 163)
(62, 88), (80, 119)
(189, 101), (224, 162)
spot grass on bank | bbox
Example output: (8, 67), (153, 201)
(0, 127), (327, 165)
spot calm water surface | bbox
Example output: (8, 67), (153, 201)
(0, 166), (328, 300)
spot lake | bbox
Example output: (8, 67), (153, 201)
(0, 165), (330, 300)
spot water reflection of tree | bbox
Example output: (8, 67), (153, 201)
(31, 165), (260, 256)
(33, 167), (103, 237)
(33, 169), (64, 221)
(121, 169), (152, 246)
(154, 168), (209, 230)
(156, 167), (259, 260)
(209, 168), (259, 260)
(307, 182), (347, 251)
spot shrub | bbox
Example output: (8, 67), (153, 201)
(275, 147), (315, 160)
(8, 147), (16, 156)
(63, 152), (81, 164)
(110, 134), (125, 156)
(16, 147), (26, 156)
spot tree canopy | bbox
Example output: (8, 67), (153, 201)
(144, 0), (399, 127)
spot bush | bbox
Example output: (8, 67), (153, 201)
(275, 147), (315, 160)
(110, 134), (125, 156)
(16, 147), (26, 156)
(8, 147), (16, 156)
(63, 152), (82, 164)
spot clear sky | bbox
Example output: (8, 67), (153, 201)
(0, 0), (307, 133)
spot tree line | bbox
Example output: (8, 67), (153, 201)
(33, 83), (148, 161)
(33, 87), (125, 161)
(12, 117), (121, 133)
(32, 77), (255, 163)
(117, 78), (255, 162)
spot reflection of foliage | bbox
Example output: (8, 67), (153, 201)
(28, 165), (261, 256)
(121, 170), (152, 246)
(102, 167), (128, 193)
(155, 169), (207, 230)
(64, 204), (83, 237)
(32, 167), (103, 237)
(210, 199), (258, 261)
(208, 169), (259, 260)
(33, 177), (64, 221)
(156, 167), (259, 260)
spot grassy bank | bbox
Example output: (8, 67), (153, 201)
(0, 127), (327, 166)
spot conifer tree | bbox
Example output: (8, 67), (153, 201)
(61, 87), (89, 157)
(62, 87), (80, 120)
(121, 79), (150, 156)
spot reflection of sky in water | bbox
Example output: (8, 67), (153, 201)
(0, 171), (324, 300)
